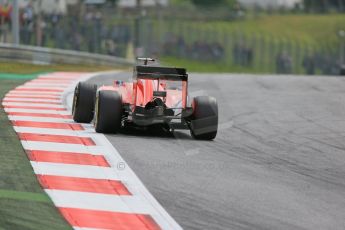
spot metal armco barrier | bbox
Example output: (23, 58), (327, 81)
(0, 43), (134, 67)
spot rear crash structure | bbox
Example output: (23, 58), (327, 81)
(72, 59), (218, 140)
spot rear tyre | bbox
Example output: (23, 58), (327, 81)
(189, 96), (218, 140)
(72, 82), (97, 123)
(95, 90), (123, 133)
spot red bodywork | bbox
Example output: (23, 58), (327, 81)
(98, 79), (187, 111)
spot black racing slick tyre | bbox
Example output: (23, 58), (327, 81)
(189, 96), (218, 140)
(95, 90), (123, 133)
(72, 82), (97, 123)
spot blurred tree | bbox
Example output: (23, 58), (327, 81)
(190, 0), (236, 8)
(304, 0), (345, 12)
(332, 0), (345, 11)
(225, 0), (237, 8)
(107, 0), (118, 6)
(170, 0), (189, 4)
(191, 0), (224, 6)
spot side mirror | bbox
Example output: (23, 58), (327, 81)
(153, 91), (167, 97)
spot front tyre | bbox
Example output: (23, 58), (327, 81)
(95, 90), (123, 133)
(189, 96), (218, 140)
(72, 82), (97, 123)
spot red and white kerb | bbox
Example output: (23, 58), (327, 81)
(2, 72), (181, 230)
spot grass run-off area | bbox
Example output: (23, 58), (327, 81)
(0, 61), (117, 75)
(0, 62), (118, 229)
(182, 14), (345, 46)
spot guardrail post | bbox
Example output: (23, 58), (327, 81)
(11, 0), (20, 44)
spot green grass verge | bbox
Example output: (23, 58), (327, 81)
(0, 68), (73, 229)
(0, 189), (50, 203)
(161, 56), (264, 73)
(0, 73), (45, 80)
(161, 14), (345, 47)
(0, 61), (119, 74)
(174, 14), (345, 46)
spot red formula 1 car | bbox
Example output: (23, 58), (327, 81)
(72, 58), (218, 140)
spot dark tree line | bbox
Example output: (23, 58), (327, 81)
(304, 0), (345, 12)
(190, 0), (236, 8)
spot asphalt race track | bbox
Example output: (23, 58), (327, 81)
(88, 72), (345, 230)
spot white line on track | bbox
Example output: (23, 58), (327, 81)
(46, 190), (153, 214)
(37, 83), (76, 86)
(24, 83), (70, 86)
(22, 141), (108, 155)
(27, 81), (74, 84)
(73, 227), (99, 230)
(2, 102), (65, 108)
(65, 74), (182, 229)
(16, 86), (66, 89)
(4, 108), (70, 114)
(6, 91), (62, 96)
(22, 86), (68, 89)
(21, 140), (96, 151)
(4, 71), (183, 230)
(31, 162), (120, 180)
(3, 98), (61, 103)
(8, 116), (73, 123)
(14, 126), (97, 137)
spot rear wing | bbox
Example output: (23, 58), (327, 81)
(135, 66), (188, 81)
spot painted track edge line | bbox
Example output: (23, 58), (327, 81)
(4, 71), (182, 230)
(63, 71), (183, 230)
